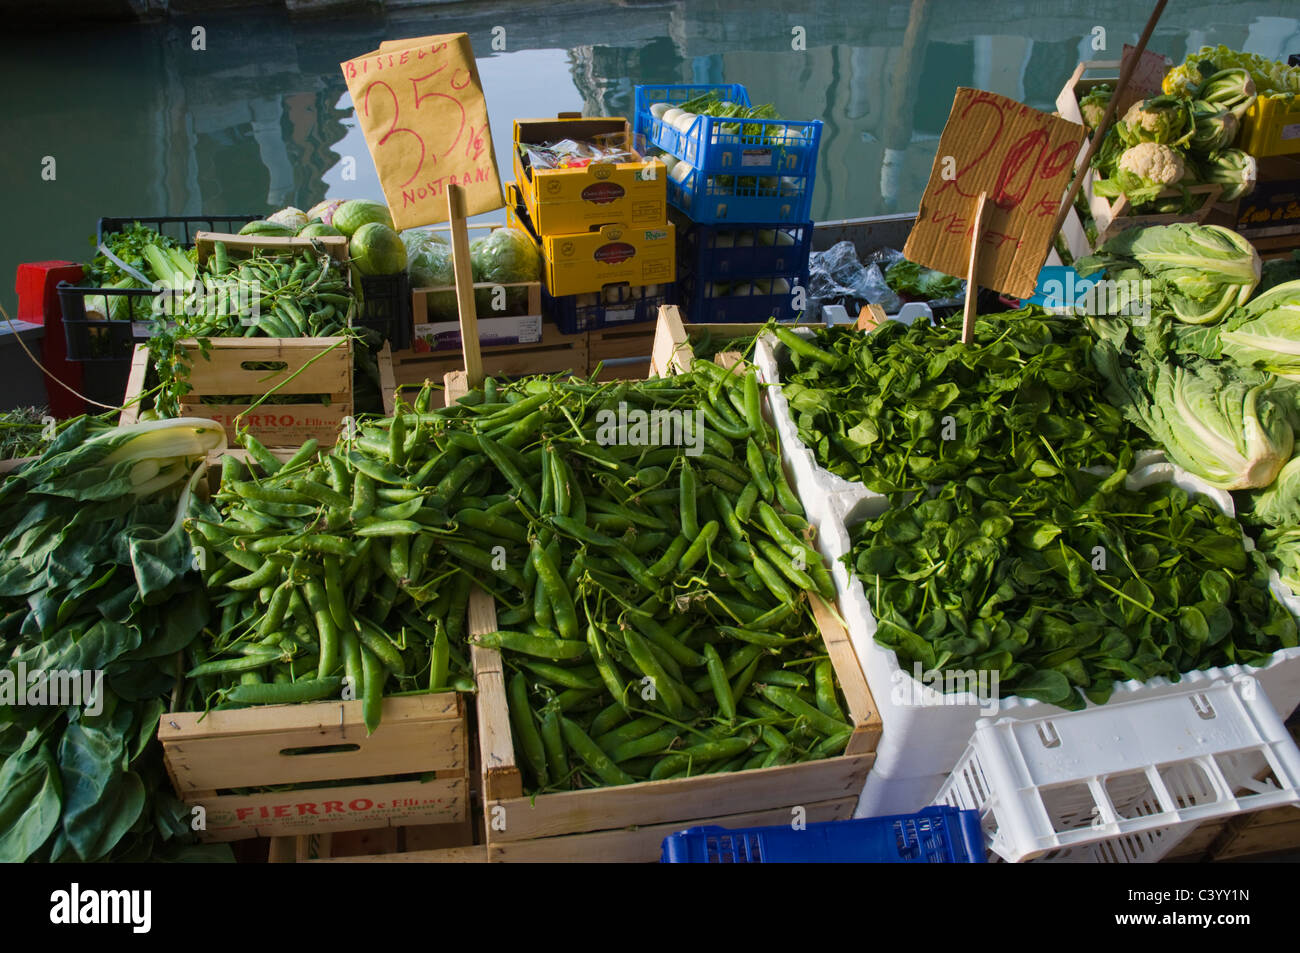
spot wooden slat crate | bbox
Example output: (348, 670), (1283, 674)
(176, 336), (353, 447)
(589, 323), (657, 363)
(266, 816), (484, 863)
(158, 691), (469, 842)
(448, 320), (881, 862)
(1054, 60), (1239, 254)
(411, 281), (542, 324)
(391, 321), (586, 386)
(120, 341), (395, 432)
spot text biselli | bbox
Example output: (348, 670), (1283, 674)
(402, 165), (494, 207)
(343, 41), (454, 77)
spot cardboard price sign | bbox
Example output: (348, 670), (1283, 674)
(905, 88), (1084, 299)
(1117, 44), (1172, 113)
(341, 33), (504, 229)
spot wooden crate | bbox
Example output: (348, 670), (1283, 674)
(588, 323), (657, 363)
(448, 327), (881, 862)
(157, 692), (469, 842)
(1053, 60), (1239, 253)
(411, 281), (542, 325)
(650, 306), (768, 377)
(120, 342), (395, 429)
(391, 321), (586, 386)
(176, 336), (353, 447)
(266, 816), (484, 863)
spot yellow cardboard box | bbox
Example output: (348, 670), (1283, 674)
(513, 115), (666, 235)
(508, 184), (675, 297)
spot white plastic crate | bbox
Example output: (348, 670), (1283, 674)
(756, 326), (1300, 795)
(934, 676), (1300, 863)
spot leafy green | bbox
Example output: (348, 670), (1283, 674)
(0, 416), (229, 862)
(848, 470), (1297, 710)
(1076, 224), (1261, 326)
(773, 310), (1146, 497)
(1093, 342), (1294, 490)
(1220, 278), (1300, 380)
(884, 259), (963, 300)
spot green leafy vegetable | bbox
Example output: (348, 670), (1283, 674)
(884, 259), (963, 300)
(848, 470), (1297, 710)
(0, 416), (230, 863)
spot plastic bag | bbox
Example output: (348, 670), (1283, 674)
(806, 241), (901, 319)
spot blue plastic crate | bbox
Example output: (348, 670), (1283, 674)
(660, 807), (986, 863)
(667, 162), (814, 225)
(634, 84), (822, 178)
(676, 219), (813, 282)
(681, 269), (808, 323)
(543, 283), (674, 334)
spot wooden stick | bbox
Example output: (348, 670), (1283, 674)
(1049, 0), (1168, 241)
(962, 190), (989, 345)
(447, 185), (483, 389)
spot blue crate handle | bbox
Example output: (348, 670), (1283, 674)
(660, 806), (986, 863)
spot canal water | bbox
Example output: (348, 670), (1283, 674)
(2, 0), (1297, 318)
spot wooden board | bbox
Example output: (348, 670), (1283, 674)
(194, 232), (349, 267)
(649, 305), (768, 377)
(587, 323), (658, 363)
(392, 322), (586, 385)
(158, 692), (468, 842)
(487, 796), (858, 863)
(118, 344), (151, 426)
(411, 281), (542, 324)
(267, 815), (479, 863)
(590, 359), (651, 382)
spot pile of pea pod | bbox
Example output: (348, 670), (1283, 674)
(183, 363), (858, 790)
(185, 242), (356, 338)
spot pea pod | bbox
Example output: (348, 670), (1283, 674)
(702, 643), (735, 720)
(539, 706), (570, 784)
(227, 676), (344, 705)
(649, 736), (753, 780)
(531, 538), (578, 640)
(757, 683), (851, 737)
(472, 629), (590, 660)
(509, 672), (550, 788)
(560, 716), (635, 786)
(360, 645), (385, 735)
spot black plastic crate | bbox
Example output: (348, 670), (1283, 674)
(96, 214), (260, 246)
(57, 282), (166, 362)
(358, 273), (413, 351)
(542, 283), (674, 334)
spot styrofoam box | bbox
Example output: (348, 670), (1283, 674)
(755, 326), (1300, 803)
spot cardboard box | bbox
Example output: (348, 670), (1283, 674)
(508, 185), (675, 297)
(513, 116), (666, 235)
(412, 314), (543, 352)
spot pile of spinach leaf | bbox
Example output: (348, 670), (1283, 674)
(777, 310), (1148, 497)
(850, 468), (1297, 710)
(0, 417), (229, 862)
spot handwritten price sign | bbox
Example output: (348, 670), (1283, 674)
(341, 33), (504, 229)
(904, 88), (1084, 299)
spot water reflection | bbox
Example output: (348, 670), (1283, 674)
(1, 0), (1298, 316)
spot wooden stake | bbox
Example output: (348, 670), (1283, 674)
(962, 190), (989, 345)
(447, 185), (483, 389)
(1049, 0), (1168, 242)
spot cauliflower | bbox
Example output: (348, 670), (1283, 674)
(1163, 61), (1206, 98)
(267, 207), (308, 229)
(1118, 141), (1186, 186)
(1119, 96), (1193, 146)
(1079, 84), (1112, 131)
